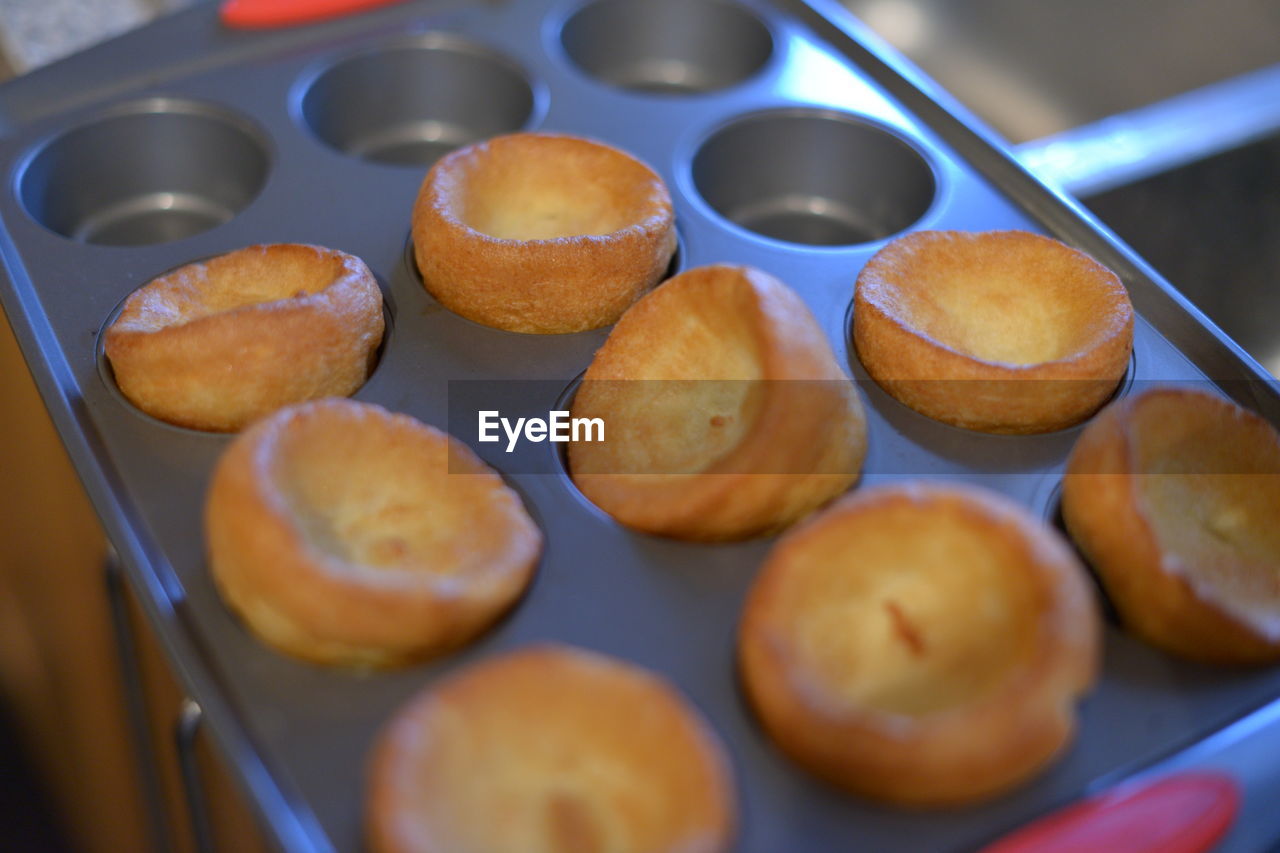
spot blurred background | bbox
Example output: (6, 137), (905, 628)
(0, 0), (193, 77)
(0, 1), (1278, 851)
(840, 0), (1280, 380)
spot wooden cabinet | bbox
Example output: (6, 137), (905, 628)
(0, 308), (270, 853)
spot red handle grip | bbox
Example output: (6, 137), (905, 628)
(220, 0), (406, 29)
(979, 772), (1240, 853)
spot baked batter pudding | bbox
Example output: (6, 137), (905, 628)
(854, 230), (1133, 433)
(412, 132), (676, 333)
(366, 644), (736, 853)
(569, 263), (866, 541)
(1064, 387), (1280, 664)
(104, 243), (384, 431)
(205, 399), (540, 667)
(739, 482), (1099, 805)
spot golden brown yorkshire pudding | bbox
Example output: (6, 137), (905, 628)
(103, 243), (384, 432)
(412, 132), (676, 334)
(854, 230), (1133, 434)
(205, 399), (540, 668)
(366, 644), (736, 853)
(568, 264), (866, 541)
(1063, 387), (1280, 664)
(739, 482), (1100, 806)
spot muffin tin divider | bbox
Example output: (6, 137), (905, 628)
(1, 0), (1279, 850)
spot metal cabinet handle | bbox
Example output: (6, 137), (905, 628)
(174, 698), (216, 853)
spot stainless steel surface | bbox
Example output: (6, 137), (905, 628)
(1016, 65), (1280, 197)
(16, 98), (270, 246)
(1085, 132), (1280, 380)
(838, 0), (1280, 145)
(0, 0), (1278, 850)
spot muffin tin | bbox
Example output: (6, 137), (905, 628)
(1, 0), (1279, 850)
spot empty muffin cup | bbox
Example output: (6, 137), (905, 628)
(17, 98), (269, 247)
(692, 109), (936, 247)
(561, 0), (773, 94)
(299, 34), (537, 166)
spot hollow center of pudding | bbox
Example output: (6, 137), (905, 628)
(455, 140), (658, 241)
(410, 655), (721, 853)
(880, 237), (1120, 366)
(571, 272), (764, 476)
(425, 729), (630, 852)
(899, 271), (1101, 365)
(115, 246), (344, 333)
(274, 417), (511, 576)
(788, 501), (1040, 715)
(1131, 394), (1280, 636)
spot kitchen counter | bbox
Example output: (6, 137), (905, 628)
(0, 0), (194, 78)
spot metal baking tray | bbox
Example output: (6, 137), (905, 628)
(2, 0), (1279, 850)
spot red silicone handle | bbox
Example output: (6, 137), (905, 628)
(978, 772), (1240, 853)
(220, 0), (405, 29)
